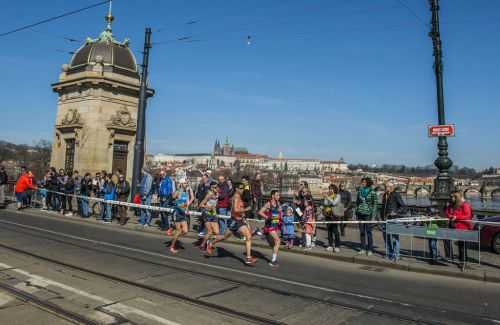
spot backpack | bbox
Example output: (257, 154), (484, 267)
(159, 177), (173, 197)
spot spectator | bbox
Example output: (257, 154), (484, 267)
(338, 183), (352, 236)
(139, 168), (153, 227)
(47, 167), (59, 211)
(57, 168), (68, 215)
(158, 169), (175, 230)
(39, 170), (50, 210)
(241, 176), (254, 216)
(294, 181), (310, 212)
(323, 184), (343, 252)
(102, 173), (117, 223)
(99, 173), (110, 220)
(0, 166), (8, 208)
(23, 171), (34, 207)
(380, 182), (405, 262)
(64, 171), (75, 216)
(252, 173), (264, 213)
(74, 171), (82, 216)
(116, 173), (131, 225)
(302, 199), (315, 250)
(216, 175), (231, 234)
(445, 190), (473, 264)
(92, 172), (103, 197)
(355, 177), (378, 256)
(14, 167), (36, 210)
(281, 205), (296, 249)
(80, 173), (92, 218)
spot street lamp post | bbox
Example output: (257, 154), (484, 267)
(429, 0), (454, 209)
(131, 27), (152, 197)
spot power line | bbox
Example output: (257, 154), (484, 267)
(0, 0), (111, 38)
(394, 0), (429, 27)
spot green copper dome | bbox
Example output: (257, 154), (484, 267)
(68, 9), (139, 79)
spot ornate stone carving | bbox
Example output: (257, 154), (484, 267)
(109, 106), (136, 128)
(61, 108), (81, 125)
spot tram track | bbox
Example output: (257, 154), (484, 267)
(0, 219), (448, 325)
(1, 217), (499, 324)
(0, 280), (102, 325)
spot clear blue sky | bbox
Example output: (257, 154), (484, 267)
(1, 0), (499, 169)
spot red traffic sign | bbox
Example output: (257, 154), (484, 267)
(428, 124), (455, 137)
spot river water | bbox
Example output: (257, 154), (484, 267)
(403, 195), (500, 212)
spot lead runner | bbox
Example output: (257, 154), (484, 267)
(206, 182), (257, 266)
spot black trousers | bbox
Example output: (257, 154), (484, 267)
(327, 223), (341, 247)
(444, 240), (468, 262)
(458, 241), (468, 262)
(66, 195), (73, 212)
(60, 194), (66, 211)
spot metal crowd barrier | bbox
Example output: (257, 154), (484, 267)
(386, 221), (481, 269)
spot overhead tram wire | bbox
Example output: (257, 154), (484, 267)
(153, 3), (404, 48)
(394, 0), (429, 27)
(0, 0), (111, 38)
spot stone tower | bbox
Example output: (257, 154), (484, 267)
(50, 6), (153, 180)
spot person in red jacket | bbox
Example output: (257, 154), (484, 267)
(15, 168), (36, 210)
(445, 190), (473, 263)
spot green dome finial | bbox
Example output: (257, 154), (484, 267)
(98, 0), (114, 43)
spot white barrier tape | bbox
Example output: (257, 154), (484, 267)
(30, 189), (459, 226)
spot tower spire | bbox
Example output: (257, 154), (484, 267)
(105, 0), (114, 33)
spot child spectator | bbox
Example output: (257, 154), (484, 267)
(281, 205), (296, 249)
(303, 199), (315, 250)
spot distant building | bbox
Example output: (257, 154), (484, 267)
(153, 140), (349, 175)
(320, 158), (349, 173)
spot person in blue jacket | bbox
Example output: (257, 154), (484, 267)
(139, 168), (154, 226)
(102, 173), (117, 223)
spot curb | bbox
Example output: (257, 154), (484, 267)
(2, 207), (499, 284)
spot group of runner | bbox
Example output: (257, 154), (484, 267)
(167, 177), (287, 267)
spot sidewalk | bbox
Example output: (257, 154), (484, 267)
(4, 205), (500, 283)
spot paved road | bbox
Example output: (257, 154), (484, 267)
(0, 209), (499, 325)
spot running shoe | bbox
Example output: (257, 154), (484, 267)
(268, 260), (279, 268)
(334, 247), (340, 253)
(199, 242), (207, 252)
(326, 246), (333, 252)
(253, 227), (263, 237)
(205, 243), (214, 256)
(245, 256), (257, 266)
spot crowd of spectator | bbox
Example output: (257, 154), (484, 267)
(4, 165), (474, 265)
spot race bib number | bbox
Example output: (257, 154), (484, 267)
(271, 213), (280, 226)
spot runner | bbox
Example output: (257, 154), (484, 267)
(170, 178), (194, 254)
(199, 181), (220, 251)
(258, 190), (282, 267)
(206, 182), (257, 266)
